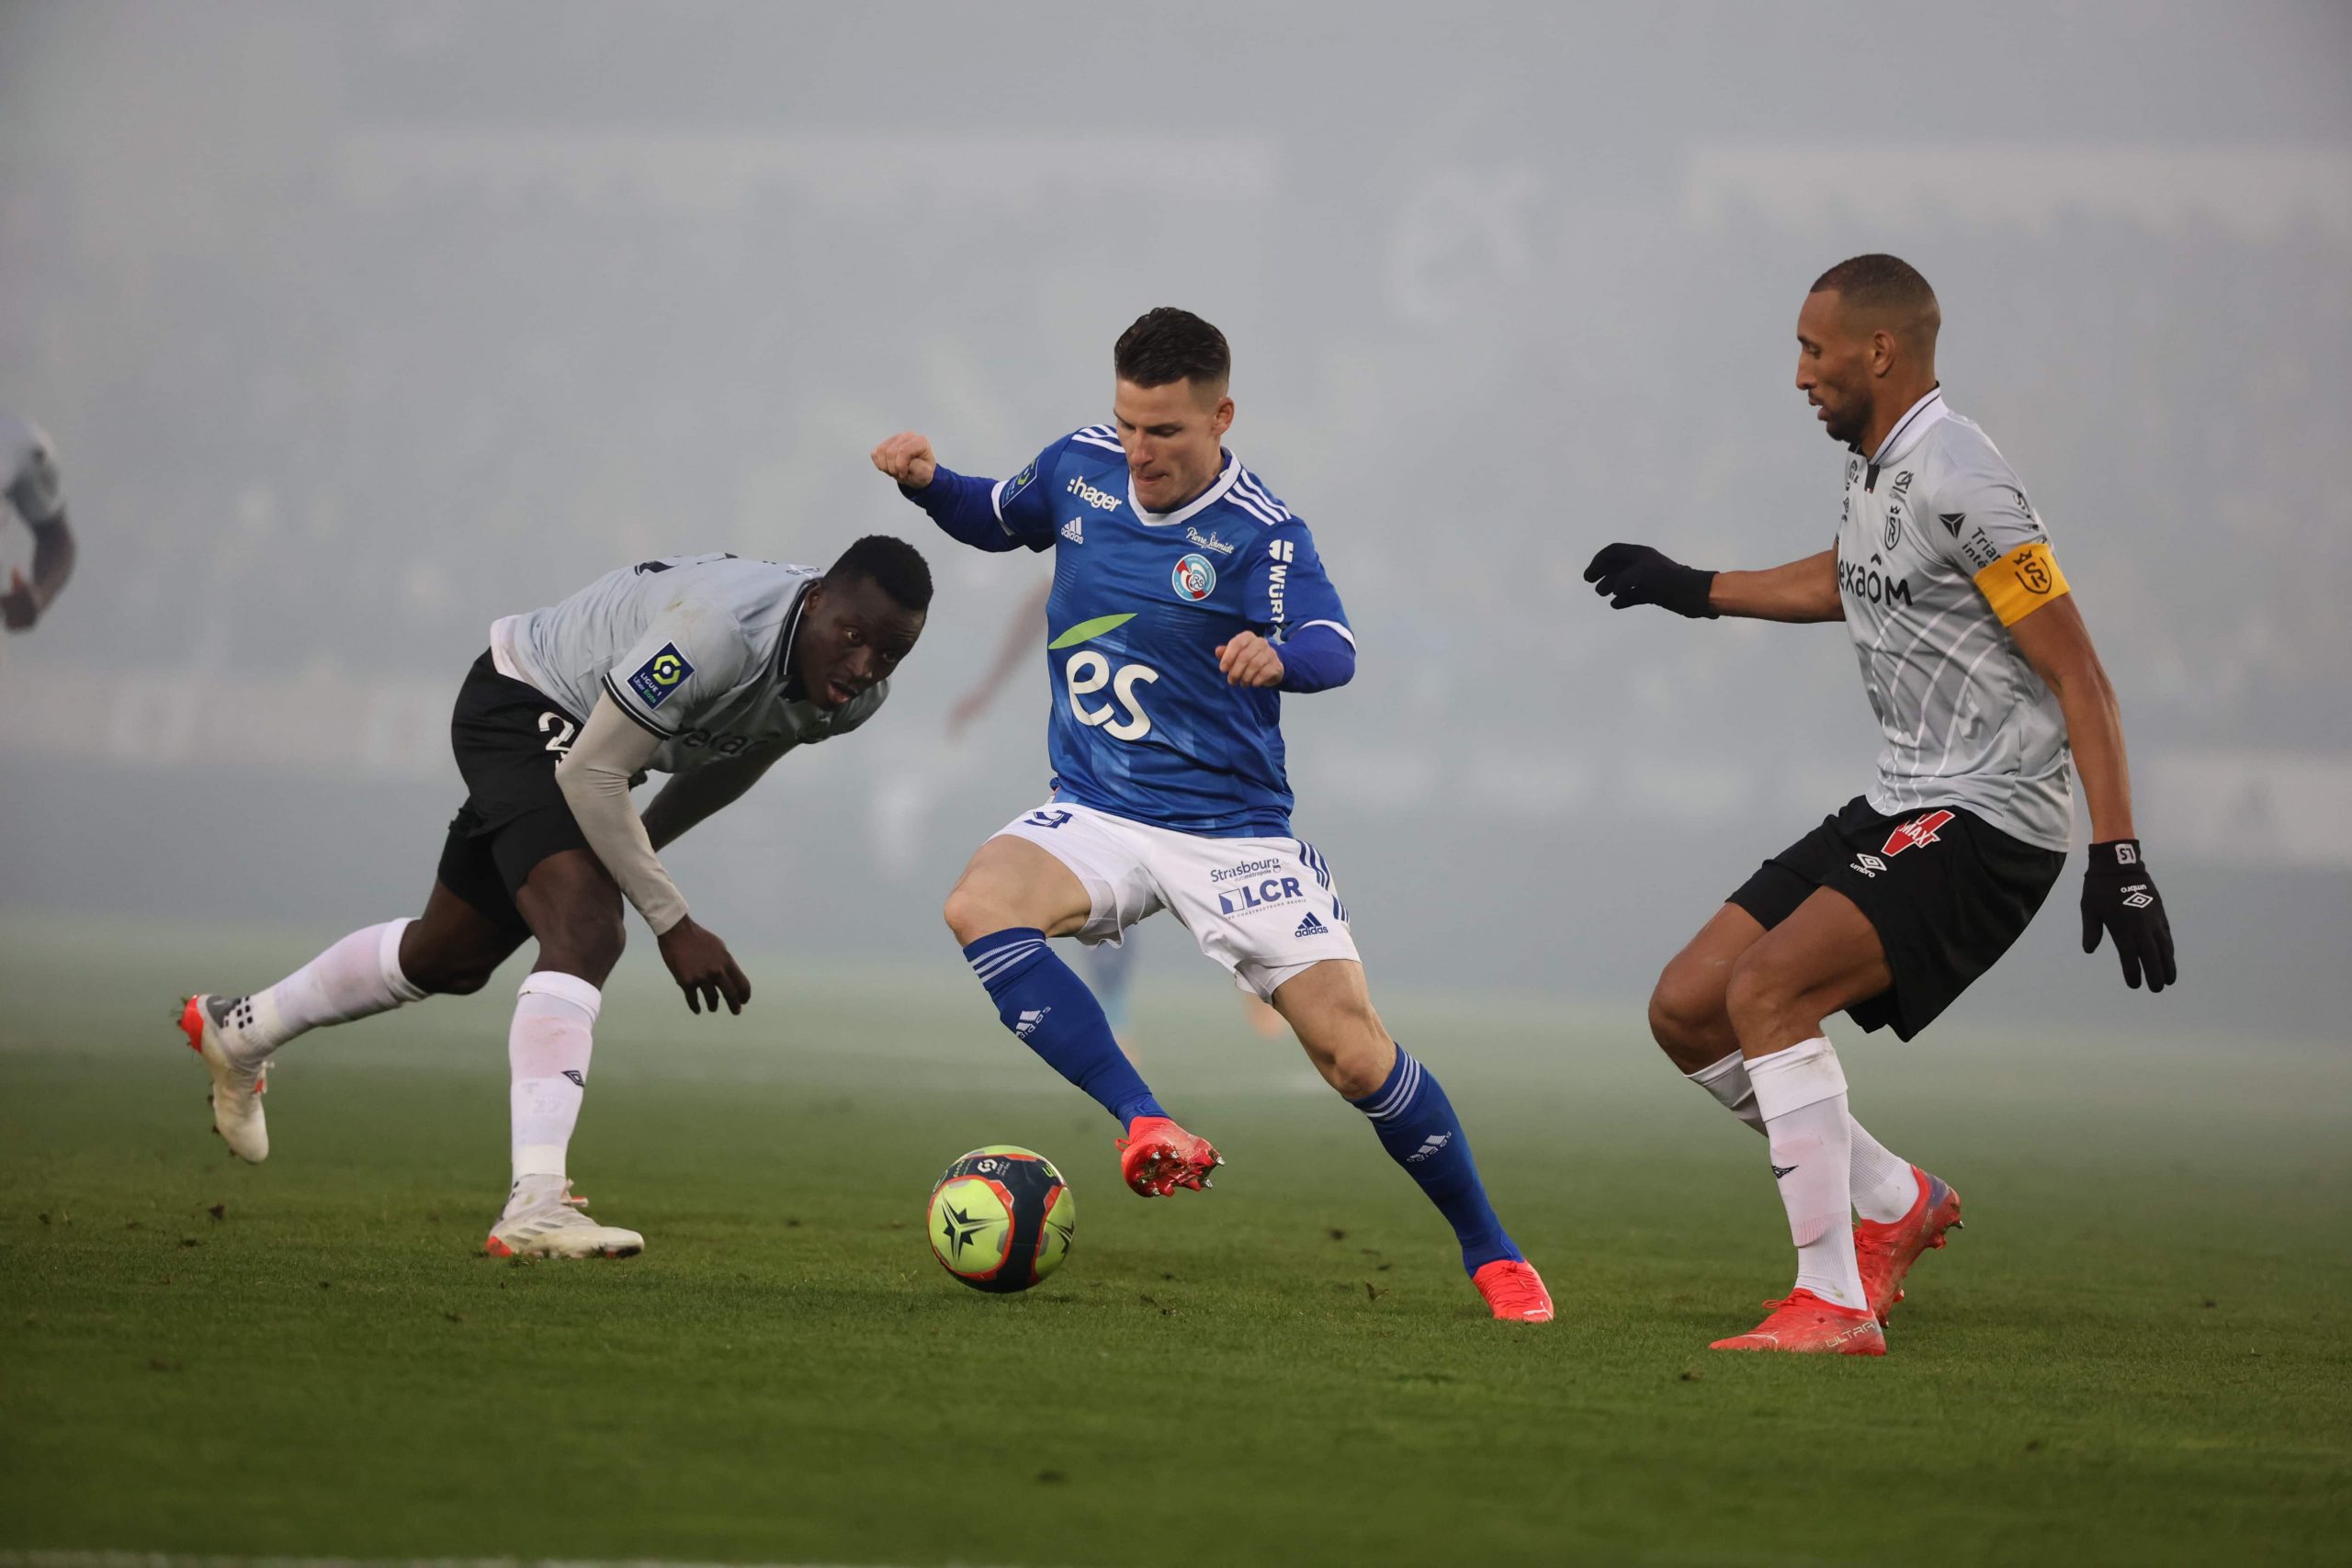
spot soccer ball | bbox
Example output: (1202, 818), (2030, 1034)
(926, 1145), (1076, 1292)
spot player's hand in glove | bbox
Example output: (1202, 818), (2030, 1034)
(2080, 840), (2177, 992)
(1583, 543), (1718, 618)
(658, 915), (752, 1015)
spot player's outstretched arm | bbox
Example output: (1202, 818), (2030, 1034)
(1584, 544), (1842, 624)
(556, 696), (752, 1015)
(873, 431), (1033, 554)
(2008, 596), (2177, 993)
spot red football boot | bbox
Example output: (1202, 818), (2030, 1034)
(1472, 1258), (1554, 1322)
(1854, 1166), (1963, 1324)
(1710, 1288), (1887, 1355)
(1116, 1115), (1222, 1197)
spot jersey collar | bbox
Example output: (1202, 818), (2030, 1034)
(774, 576), (814, 701)
(1128, 449), (1242, 528)
(1867, 386), (1948, 467)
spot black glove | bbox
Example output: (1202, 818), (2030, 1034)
(1583, 543), (1718, 618)
(2080, 840), (2177, 993)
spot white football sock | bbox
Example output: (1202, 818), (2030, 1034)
(509, 970), (599, 1184)
(1689, 1050), (1765, 1133)
(1747, 1037), (1868, 1313)
(1691, 1048), (1917, 1223)
(1848, 1118), (1920, 1224)
(224, 919), (426, 1065)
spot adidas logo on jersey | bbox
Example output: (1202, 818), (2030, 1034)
(1060, 518), (1083, 545)
(1294, 912), (1329, 939)
(1407, 1131), (1452, 1163)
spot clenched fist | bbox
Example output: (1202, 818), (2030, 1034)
(1216, 630), (1285, 688)
(870, 432), (938, 491)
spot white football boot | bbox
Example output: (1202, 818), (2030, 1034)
(178, 994), (269, 1162)
(484, 1176), (644, 1258)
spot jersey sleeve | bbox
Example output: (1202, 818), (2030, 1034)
(1245, 519), (1352, 646)
(1928, 449), (2070, 628)
(987, 433), (1081, 550)
(598, 600), (753, 739)
(5, 420), (65, 526)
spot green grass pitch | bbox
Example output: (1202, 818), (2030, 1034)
(2, 913), (2346, 1566)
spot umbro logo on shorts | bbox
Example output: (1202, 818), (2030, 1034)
(1771, 1163), (1798, 1180)
(561, 1069), (584, 1088)
(1294, 912), (1329, 939)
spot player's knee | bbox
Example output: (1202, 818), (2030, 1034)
(1647, 957), (1727, 1058)
(536, 906), (625, 979)
(943, 880), (1014, 946)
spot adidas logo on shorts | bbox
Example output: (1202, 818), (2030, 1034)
(1294, 912), (1329, 939)
(1060, 518), (1084, 545)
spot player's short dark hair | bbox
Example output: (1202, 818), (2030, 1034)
(1810, 254), (1940, 337)
(827, 535), (933, 612)
(1114, 308), (1231, 391)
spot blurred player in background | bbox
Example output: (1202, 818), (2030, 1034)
(2, 411), (76, 633)
(179, 538), (931, 1258)
(875, 308), (1552, 1321)
(944, 576), (1288, 1050)
(1586, 254), (2178, 1354)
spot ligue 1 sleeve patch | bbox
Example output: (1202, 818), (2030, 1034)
(626, 644), (695, 709)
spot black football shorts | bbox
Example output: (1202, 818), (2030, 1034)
(1728, 795), (2066, 1041)
(435, 651), (594, 934)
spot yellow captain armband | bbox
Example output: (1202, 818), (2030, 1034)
(1973, 539), (2070, 626)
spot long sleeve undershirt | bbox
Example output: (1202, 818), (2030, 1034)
(554, 695), (688, 935)
(1275, 622), (1355, 694)
(904, 467), (1026, 552)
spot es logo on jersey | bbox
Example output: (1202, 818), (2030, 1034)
(1001, 461), (1038, 504)
(1171, 552), (1217, 602)
(627, 644), (695, 709)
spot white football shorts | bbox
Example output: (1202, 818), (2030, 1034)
(991, 800), (1360, 1001)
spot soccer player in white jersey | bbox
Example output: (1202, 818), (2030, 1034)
(1585, 255), (2178, 1354)
(1, 411), (76, 633)
(873, 309), (1553, 1322)
(179, 538), (930, 1258)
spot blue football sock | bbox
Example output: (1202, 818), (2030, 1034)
(964, 929), (1163, 1129)
(1351, 1043), (1521, 1274)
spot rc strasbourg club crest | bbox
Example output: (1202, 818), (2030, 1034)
(1171, 551), (1217, 602)
(1882, 809), (1956, 857)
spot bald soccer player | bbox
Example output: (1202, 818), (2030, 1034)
(1585, 254), (2177, 1355)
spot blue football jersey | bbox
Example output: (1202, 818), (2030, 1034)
(991, 424), (1351, 837)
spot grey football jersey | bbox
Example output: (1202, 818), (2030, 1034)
(1834, 390), (2075, 852)
(489, 554), (888, 774)
(1, 412), (65, 526)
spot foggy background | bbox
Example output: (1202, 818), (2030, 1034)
(3, 0), (2346, 1039)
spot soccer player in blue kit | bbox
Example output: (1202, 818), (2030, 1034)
(872, 309), (1552, 1321)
